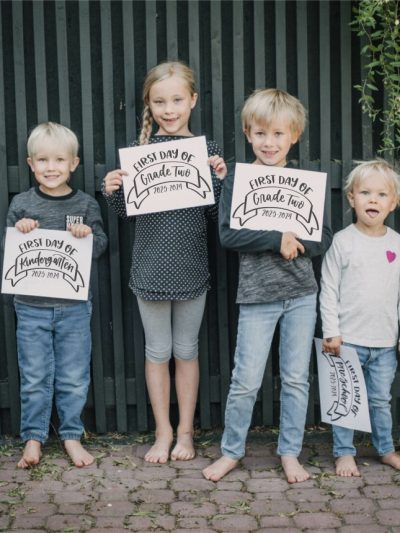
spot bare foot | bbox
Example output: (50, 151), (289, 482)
(281, 456), (310, 483)
(202, 456), (239, 482)
(64, 440), (94, 467)
(17, 440), (42, 469)
(144, 432), (173, 464)
(171, 432), (195, 461)
(335, 455), (361, 477)
(381, 452), (400, 470)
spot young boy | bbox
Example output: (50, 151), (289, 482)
(320, 160), (400, 477)
(202, 89), (332, 483)
(6, 122), (107, 468)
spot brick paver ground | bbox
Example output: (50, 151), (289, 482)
(1, 429), (400, 532)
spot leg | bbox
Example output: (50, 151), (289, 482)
(14, 303), (55, 465)
(203, 302), (280, 481)
(137, 298), (173, 463)
(171, 293), (206, 461)
(53, 302), (93, 467)
(278, 293), (317, 483)
(362, 346), (398, 467)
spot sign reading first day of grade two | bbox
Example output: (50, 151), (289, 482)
(1, 228), (93, 301)
(119, 136), (215, 216)
(230, 163), (327, 241)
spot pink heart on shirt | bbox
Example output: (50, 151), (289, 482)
(386, 250), (396, 263)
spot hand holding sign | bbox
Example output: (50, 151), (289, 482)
(119, 136), (215, 216)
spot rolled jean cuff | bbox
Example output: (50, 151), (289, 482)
(60, 432), (84, 441)
(21, 432), (47, 444)
(220, 448), (243, 461)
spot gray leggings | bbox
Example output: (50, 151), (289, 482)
(136, 292), (207, 363)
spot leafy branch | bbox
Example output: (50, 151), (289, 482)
(351, 0), (400, 158)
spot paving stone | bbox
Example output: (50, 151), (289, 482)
(216, 480), (243, 490)
(171, 477), (215, 491)
(376, 509), (400, 526)
(53, 490), (94, 504)
(245, 478), (289, 492)
(174, 490), (210, 502)
(339, 527), (387, 533)
(58, 503), (87, 514)
(342, 512), (379, 525)
(249, 499), (296, 516)
(210, 513), (258, 531)
(130, 488), (176, 504)
(170, 501), (217, 517)
(330, 497), (376, 514)
(210, 489), (253, 505)
(133, 465), (176, 481)
(46, 513), (94, 530)
(88, 500), (137, 516)
(259, 514), (295, 528)
(94, 516), (126, 528)
(98, 488), (131, 501)
(293, 511), (342, 529)
(125, 513), (176, 530)
(363, 484), (400, 498)
(176, 516), (210, 528)
(286, 487), (331, 502)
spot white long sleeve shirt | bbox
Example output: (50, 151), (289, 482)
(320, 224), (400, 347)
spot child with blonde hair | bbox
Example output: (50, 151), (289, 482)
(103, 61), (226, 463)
(202, 89), (332, 483)
(320, 159), (400, 477)
(6, 122), (107, 468)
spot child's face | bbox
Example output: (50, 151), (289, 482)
(27, 143), (79, 196)
(347, 173), (397, 236)
(245, 119), (298, 167)
(149, 74), (198, 137)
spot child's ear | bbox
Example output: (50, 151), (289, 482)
(244, 129), (252, 144)
(27, 157), (34, 171)
(70, 157), (80, 172)
(347, 191), (355, 208)
(190, 93), (198, 109)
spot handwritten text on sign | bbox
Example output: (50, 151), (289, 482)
(230, 164), (327, 241)
(1, 228), (93, 301)
(119, 136), (215, 216)
(314, 338), (371, 433)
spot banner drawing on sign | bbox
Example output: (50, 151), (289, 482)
(119, 136), (215, 216)
(1, 228), (93, 301)
(230, 164), (327, 242)
(127, 161), (211, 209)
(232, 185), (319, 236)
(314, 338), (371, 433)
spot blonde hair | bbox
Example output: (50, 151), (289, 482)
(241, 88), (307, 137)
(139, 61), (197, 145)
(27, 122), (79, 157)
(344, 159), (400, 205)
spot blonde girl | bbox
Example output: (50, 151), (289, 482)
(103, 61), (226, 463)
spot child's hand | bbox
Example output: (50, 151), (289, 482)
(208, 155), (227, 180)
(323, 336), (342, 356)
(280, 232), (305, 260)
(15, 218), (39, 233)
(69, 224), (92, 238)
(103, 169), (128, 195)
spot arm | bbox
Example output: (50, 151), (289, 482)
(218, 169), (283, 253)
(206, 142), (225, 221)
(319, 237), (343, 353)
(84, 196), (108, 259)
(299, 201), (333, 258)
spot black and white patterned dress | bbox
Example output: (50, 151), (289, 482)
(103, 135), (222, 301)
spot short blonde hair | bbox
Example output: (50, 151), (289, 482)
(241, 88), (307, 137)
(344, 159), (400, 205)
(27, 122), (79, 157)
(139, 61), (197, 145)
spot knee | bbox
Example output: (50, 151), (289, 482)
(145, 346), (172, 364)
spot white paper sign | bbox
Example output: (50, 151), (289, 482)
(119, 136), (215, 216)
(314, 338), (371, 433)
(230, 164), (327, 241)
(1, 228), (93, 301)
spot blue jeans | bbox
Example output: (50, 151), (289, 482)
(332, 344), (397, 457)
(221, 293), (317, 459)
(15, 301), (92, 443)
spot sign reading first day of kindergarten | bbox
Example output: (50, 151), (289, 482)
(230, 163), (327, 241)
(119, 136), (215, 216)
(1, 228), (93, 301)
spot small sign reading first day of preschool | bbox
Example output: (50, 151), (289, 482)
(230, 164), (327, 241)
(119, 136), (215, 216)
(1, 228), (93, 301)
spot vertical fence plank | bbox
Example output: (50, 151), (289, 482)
(55, 1), (70, 127)
(123, 1), (136, 144)
(340, 1), (353, 228)
(253, 1), (265, 89)
(32, 1), (48, 122)
(233, 1), (245, 163)
(188, 0), (201, 134)
(275, 0), (287, 90)
(146, 0), (157, 68)
(296, 1), (310, 167)
(79, 0), (106, 433)
(101, 0), (127, 433)
(166, 0), (178, 60)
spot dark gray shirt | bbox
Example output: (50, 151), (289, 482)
(219, 165), (332, 304)
(103, 135), (222, 301)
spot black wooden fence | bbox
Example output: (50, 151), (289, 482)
(1, 0), (399, 437)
